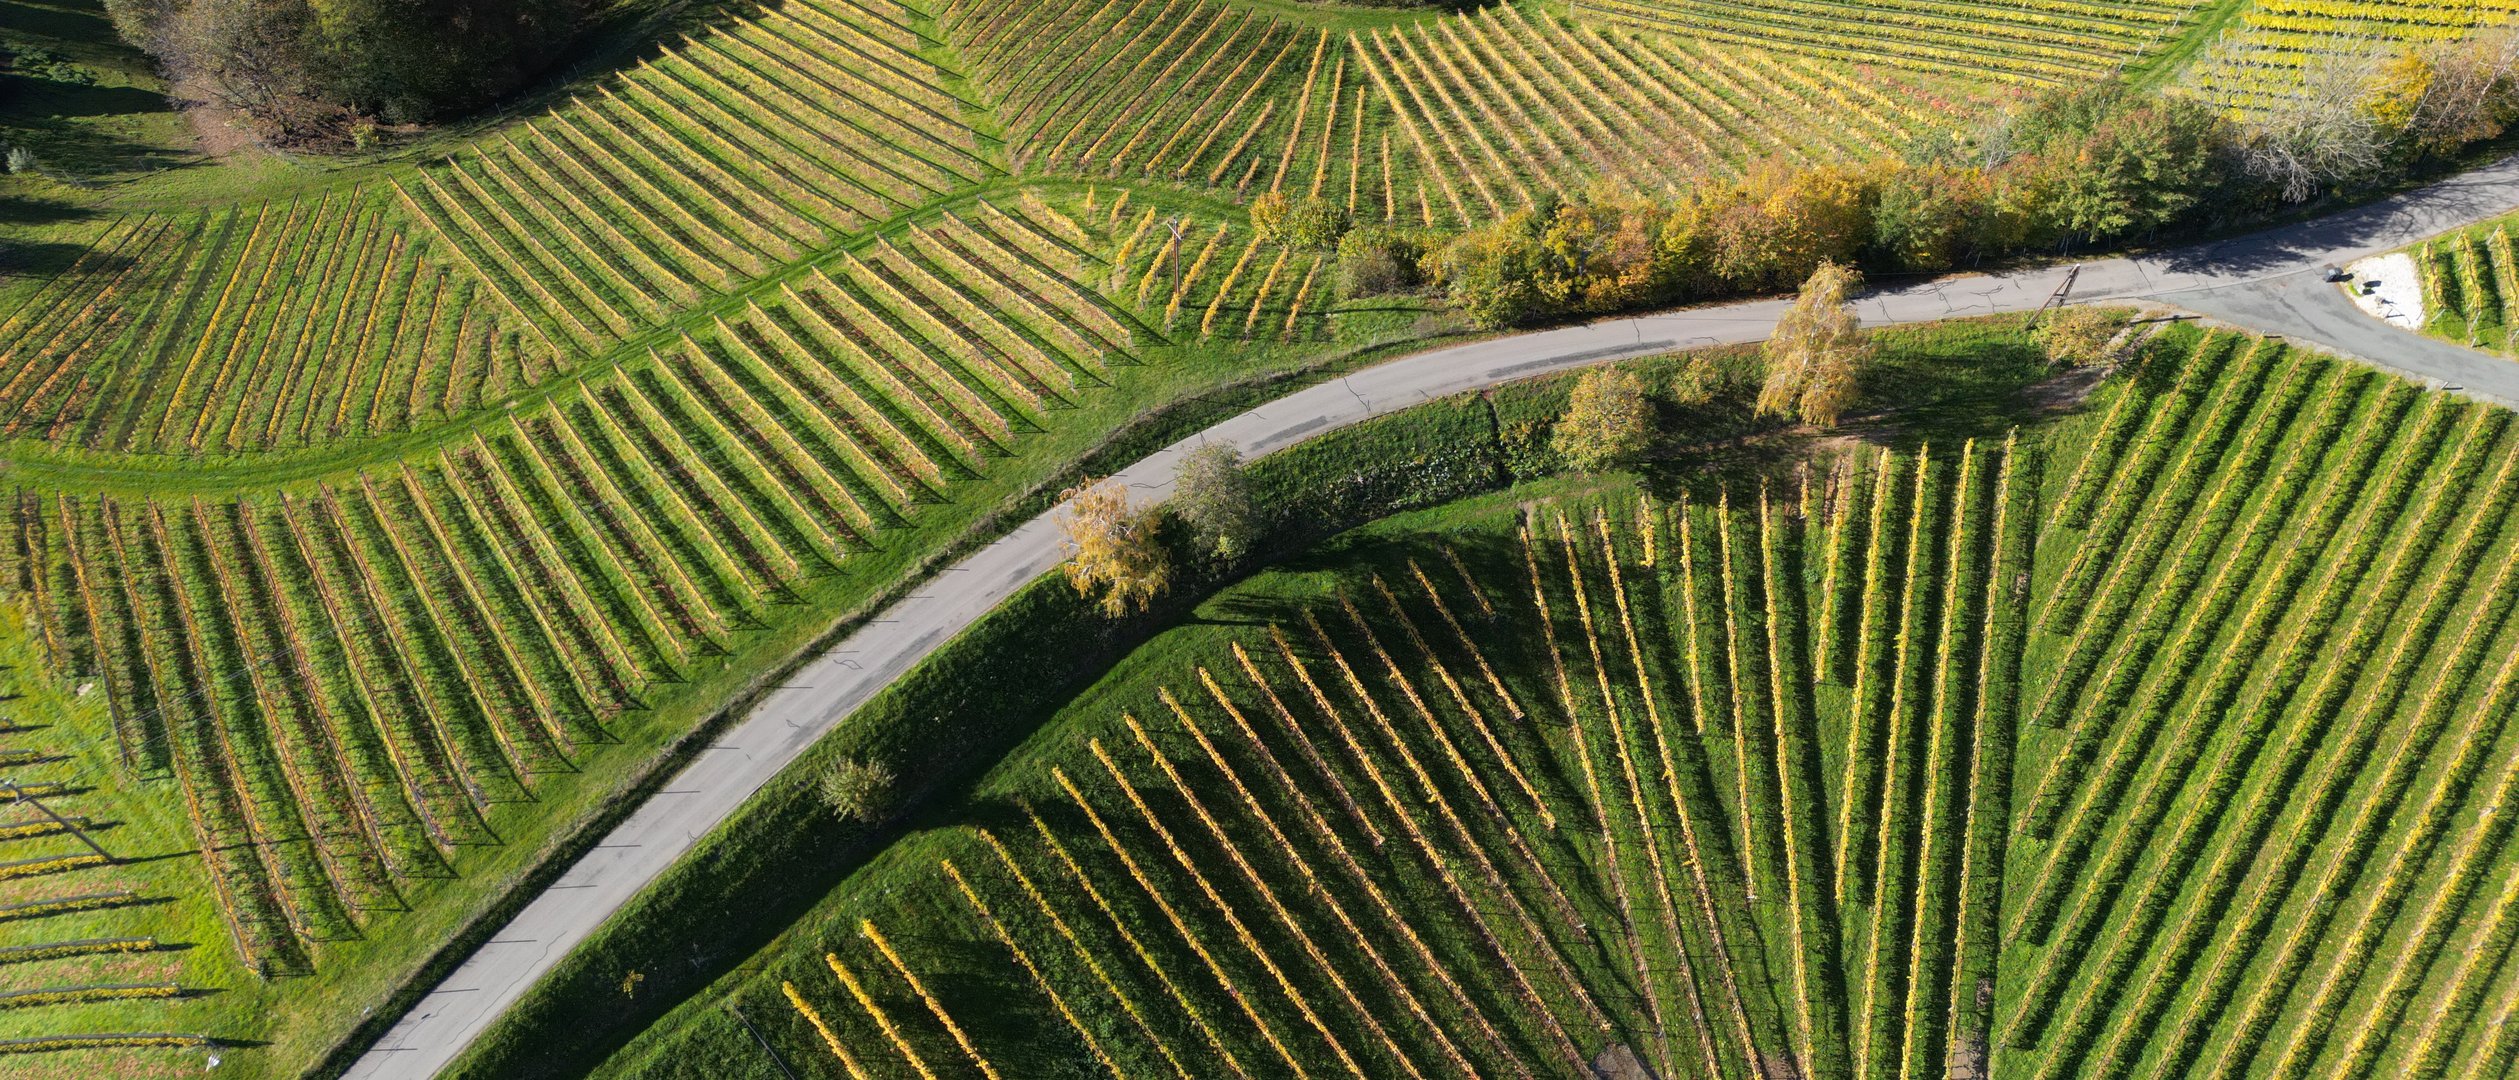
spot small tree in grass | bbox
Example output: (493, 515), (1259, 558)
(818, 756), (897, 824)
(1061, 477), (1172, 617)
(1552, 367), (1655, 471)
(1172, 443), (1258, 563)
(1759, 261), (1871, 428)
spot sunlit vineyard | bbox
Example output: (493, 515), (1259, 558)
(0, 0), (1980, 466)
(2186, 0), (2519, 114)
(394, 0), (997, 356)
(588, 321), (2519, 1079)
(8, 0), (2517, 1070)
(0, 196), (558, 454)
(940, 1), (1982, 226)
(0, 0), (1468, 1055)
(1569, 0), (2203, 85)
(2406, 216), (2519, 353)
(0, 595), (216, 1062)
(0, 192), (1156, 983)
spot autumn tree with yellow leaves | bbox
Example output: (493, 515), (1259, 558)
(1059, 478), (1172, 617)
(1552, 367), (1657, 472)
(1759, 261), (1871, 429)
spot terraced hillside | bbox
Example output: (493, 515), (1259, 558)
(2, 3), (1443, 1056)
(0, 0), (1000, 458)
(944, 1), (1983, 227)
(0, 0), (1399, 1058)
(9, 0), (2519, 1072)
(583, 322), (2519, 1080)
(1569, 0), (2206, 85)
(0, 185), (1257, 1070)
(4, 2), (1988, 419)
(0, 196), (557, 454)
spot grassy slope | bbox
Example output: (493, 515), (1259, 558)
(2118, 0), (2256, 94)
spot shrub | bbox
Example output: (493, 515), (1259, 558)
(1251, 191), (1348, 249)
(1551, 367), (1655, 471)
(1284, 196), (1352, 250)
(1171, 443), (1258, 563)
(1248, 190), (1290, 243)
(1337, 227), (1422, 297)
(1669, 348), (1764, 407)
(816, 757), (897, 824)
(3, 147), (35, 176)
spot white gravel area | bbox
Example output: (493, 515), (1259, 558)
(2345, 253), (2426, 330)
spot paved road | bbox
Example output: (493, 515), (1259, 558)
(344, 154), (2519, 1079)
(2171, 276), (2519, 408)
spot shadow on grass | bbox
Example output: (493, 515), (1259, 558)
(0, 192), (98, 226)
(0, 72), (197, 182)
(0, 234), (114, 281)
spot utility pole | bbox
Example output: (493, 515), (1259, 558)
(1167, 216), (1188, 300)
(2029, 264), (2083, 329)
(726, 1001), (799, 1080)
(1, 779), (109, 863)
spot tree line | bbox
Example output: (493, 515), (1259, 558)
(1300, 35), (2519, 330)
(103, 0), (585, 144)
(1055, 253), (2125, 616)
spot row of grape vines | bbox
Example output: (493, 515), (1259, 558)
(0, 194), (1138, 974)
(938, 1), (1968, 228)
(0, 200), (554, 455)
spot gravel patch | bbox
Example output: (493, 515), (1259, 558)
(2345, 253), (2426, 330)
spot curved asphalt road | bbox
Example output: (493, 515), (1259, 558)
(345, 152), (2519, 1078)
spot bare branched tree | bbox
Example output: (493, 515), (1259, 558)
(2226, 34), (2394, 203)
(2401, 30), (2519, 155)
